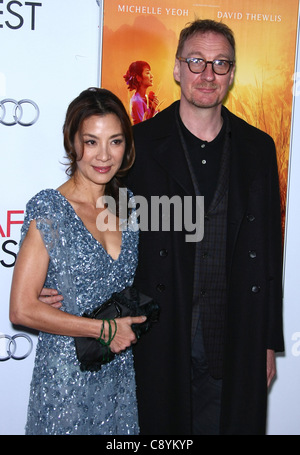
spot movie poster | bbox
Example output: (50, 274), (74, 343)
(101, 0), (300, 233)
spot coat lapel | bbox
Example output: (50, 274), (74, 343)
(150, 103), (195, 197)
(225, 108), (250, 275)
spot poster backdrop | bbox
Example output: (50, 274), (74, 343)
(0, 0), (101, 435)
(101, 0), (299, 236)
(100, 0), (300, 436)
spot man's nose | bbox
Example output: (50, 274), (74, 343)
(200, 62), (216, 80)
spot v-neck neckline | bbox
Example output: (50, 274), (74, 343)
(52, 189), (124, 262)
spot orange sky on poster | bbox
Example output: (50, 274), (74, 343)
(102, 0), (299, 103)
(101, 0), (300, 231)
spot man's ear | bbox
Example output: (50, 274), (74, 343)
(229, 63), (236, 87)
(173, 58), (181, 83)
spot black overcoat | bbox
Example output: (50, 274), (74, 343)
(127, 101), (284, 435)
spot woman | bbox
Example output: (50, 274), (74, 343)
(124, 61), (159, 124)
(9, 88), (145, 435)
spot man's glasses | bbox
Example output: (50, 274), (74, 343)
(177, 57), (234, 75)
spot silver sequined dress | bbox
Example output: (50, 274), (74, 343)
(22, 189), (139, 435)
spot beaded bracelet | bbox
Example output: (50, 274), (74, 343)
(97, 319), (117, 346)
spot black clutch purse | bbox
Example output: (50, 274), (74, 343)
(74, 287), (160, 372)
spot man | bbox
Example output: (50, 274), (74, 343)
(126, 19), (284, 435)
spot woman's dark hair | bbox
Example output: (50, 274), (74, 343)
(124, 61), (151, 91)
(63, 87), (135, 212)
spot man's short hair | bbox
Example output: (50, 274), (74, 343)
(176, 19), (236, 61)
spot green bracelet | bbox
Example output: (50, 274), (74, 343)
(110, 319), (117, 344)
(98, 319), (106, 342)
(97, 319), (117, 346)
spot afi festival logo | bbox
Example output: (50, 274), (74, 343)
(0, 1), (42, 30)
(291, 332), (300, 357)
(0, 210), (24, 268)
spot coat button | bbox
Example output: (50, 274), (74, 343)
(156, 284), (165, 292)
(251, 285), (261, 293)
(249, 250), (257, 259)
(159, 249), (168, 257)
(247, 214), (255, 222)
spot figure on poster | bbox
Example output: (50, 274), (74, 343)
(126, 19), (284, 435)
(9, 88), (146, 435)
(123, 61), (159, 124)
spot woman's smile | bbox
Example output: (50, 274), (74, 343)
(92, 165), (112, 174)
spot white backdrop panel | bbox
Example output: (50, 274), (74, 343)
(267, 15), (300, 435)
(0, 0), (101, 435)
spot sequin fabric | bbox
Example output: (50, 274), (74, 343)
(22, 189), (139, 435)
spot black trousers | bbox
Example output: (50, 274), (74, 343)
(191, 320), (222, 435)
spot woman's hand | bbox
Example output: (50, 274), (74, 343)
(148, 92), (159, 117)
(105, 316), (146, 354)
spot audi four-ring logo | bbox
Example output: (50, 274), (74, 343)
(0, 333), (33, 361)
(0, 99), (40, 126)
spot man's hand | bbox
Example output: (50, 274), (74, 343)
(267, 349), (276, 388)
(39, 288), (63, 309)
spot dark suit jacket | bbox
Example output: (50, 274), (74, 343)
(127, 101), (284, 435)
